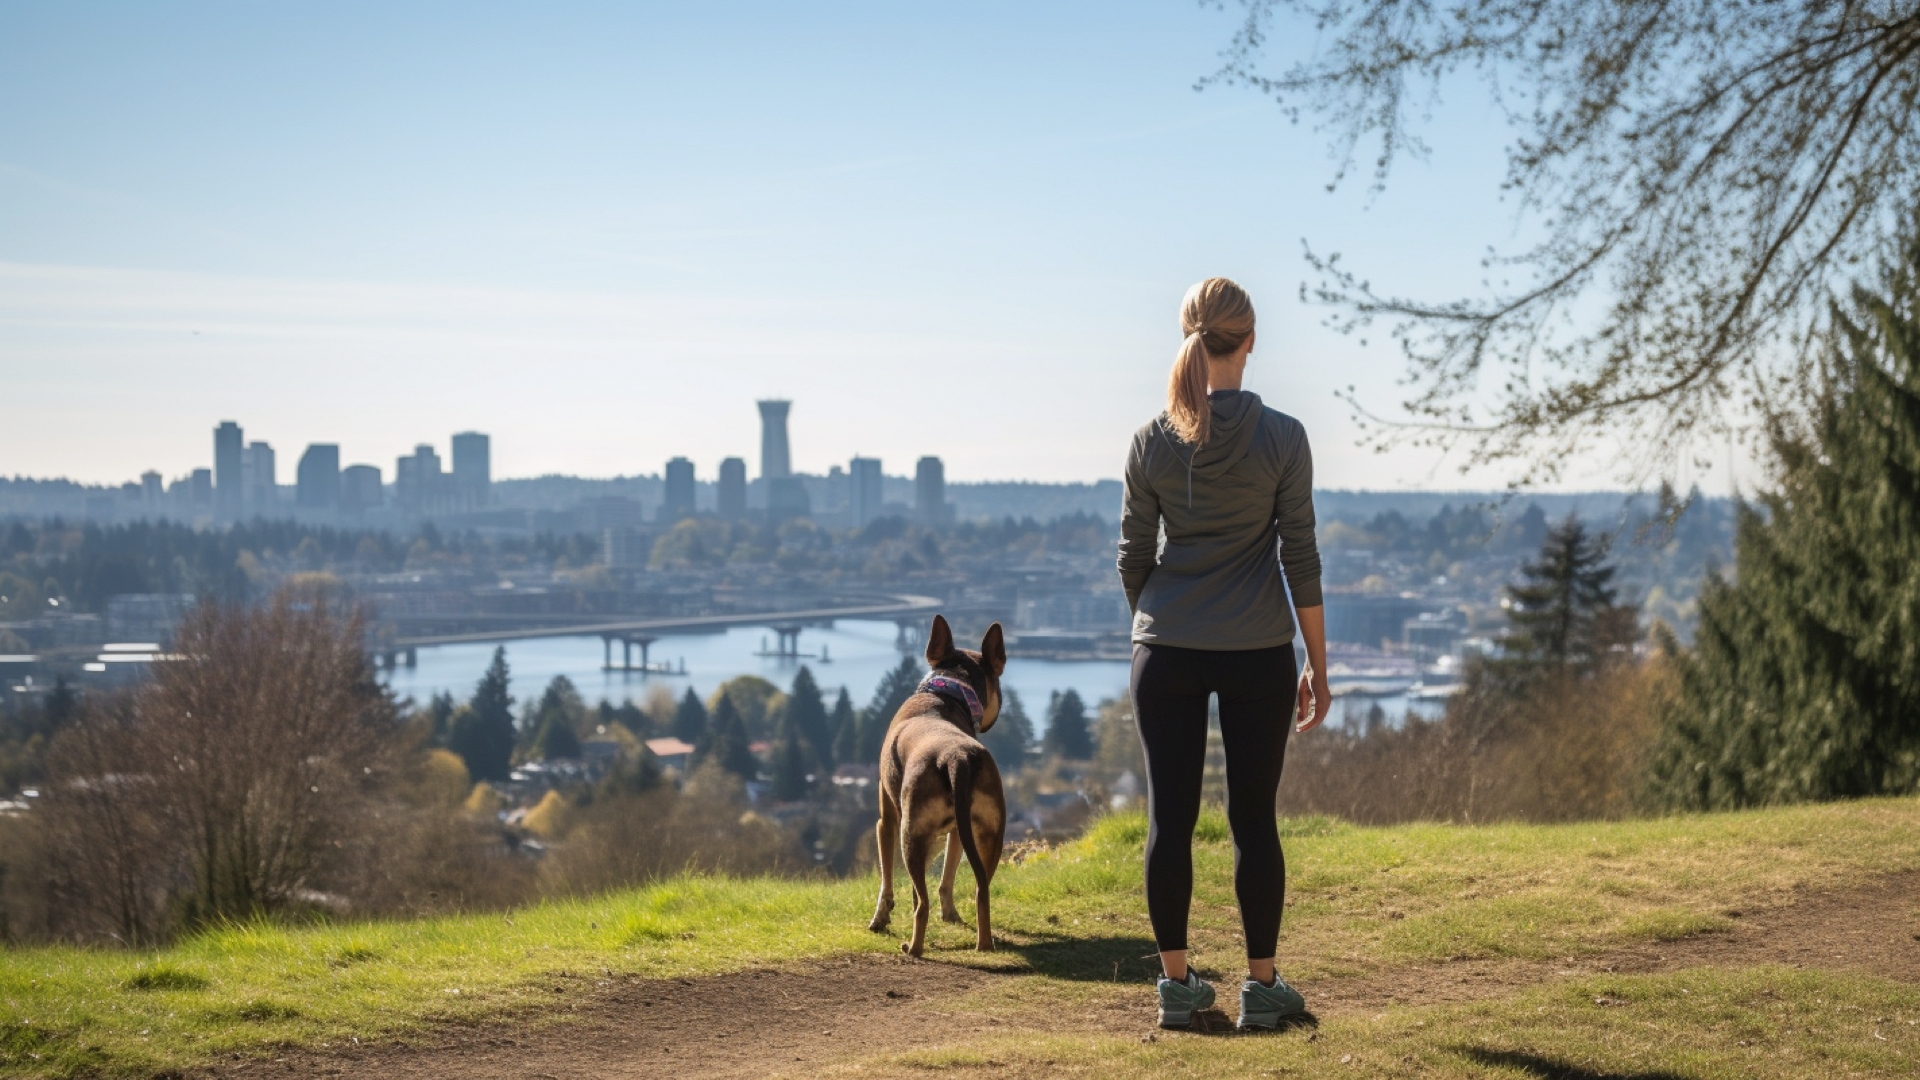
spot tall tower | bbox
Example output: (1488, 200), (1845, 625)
(662, 457), (696, 522)
(849, 456), (883, 528)
(717, 457), (747, 520)
(297, 444), (341, 510)
(450, 432), (491, 508)
(915, 456), (948, 526)
(757, 400), (792, 479)
(213, 421), (244, 518)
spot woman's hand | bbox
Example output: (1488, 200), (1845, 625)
(1295, 665), (1333, 733)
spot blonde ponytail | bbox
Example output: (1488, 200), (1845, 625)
(1165, 277), (1255, 446)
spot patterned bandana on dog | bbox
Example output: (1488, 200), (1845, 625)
(919, 674), (983, 732)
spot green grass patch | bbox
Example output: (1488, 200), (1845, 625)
(120, 965), (209, 992)
(2, 797), (1918, 1076)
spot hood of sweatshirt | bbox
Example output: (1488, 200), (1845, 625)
(1155, 389), (1265, 480)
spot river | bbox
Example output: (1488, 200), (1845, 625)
(378, 619), (1439, 733)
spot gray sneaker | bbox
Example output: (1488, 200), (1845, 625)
(1238, 975), (1306, 1029)
(1156, 971), (1215, 1029)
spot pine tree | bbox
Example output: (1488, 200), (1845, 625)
(452, 646), (516, 782)
(829, 687), (859, 765)
(1043, 689), (1094, 760)
(771, 714), (811, 801)
(531, 713), (582, 761)
(979, 687), (1033, 768)
(1501, 515), (1633, 670)
(786, 666), (833, 770)
(1649, 229), (1920, 809)
(857, 655), (923, 760)
(671, 687), (709, 747)
(704, 691), (758, 781)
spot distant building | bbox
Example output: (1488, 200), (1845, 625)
(757, 400), (792, 479)
(242, 441), (277, 511)
(139, 470), (163, 509)
(850, 456), (883, 528)
(603, 527), (647, 568)
(451, 431), (491, 509)
(915, 456), (949, 526)
(296, 444), (341, 510)
(213, 421), (244, 517)
(662, 457), (696, 522)
(395, 445), (443, 512)
(106, 594), (196, 647)
(340, 464), (382, 513)
(189, 467), (214, 508)
(717, 457), (747, 519)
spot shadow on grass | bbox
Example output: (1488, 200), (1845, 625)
(1458, 1048), (1687, 1080)
(984, 931), (1165, 983)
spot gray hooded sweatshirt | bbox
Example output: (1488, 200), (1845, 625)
(1117, 390), (1321, 650)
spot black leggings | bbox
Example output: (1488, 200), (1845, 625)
(1130, 642), (1296, 959)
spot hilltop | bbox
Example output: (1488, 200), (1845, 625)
(5, 799), (1919, 1078)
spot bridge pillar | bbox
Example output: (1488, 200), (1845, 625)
(404, 646), (417, 668)
(622, 638), (632, 671)
(773, 624), (802, 658)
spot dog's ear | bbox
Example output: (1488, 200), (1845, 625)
(924, 613), (954, 666)
(980, 622), (1006, 676)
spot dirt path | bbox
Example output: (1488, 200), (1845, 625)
(190, 873), (1920, 1079)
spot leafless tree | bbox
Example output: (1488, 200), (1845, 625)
(1204, 0), (1920, 480)
(44, 587), (395, 939)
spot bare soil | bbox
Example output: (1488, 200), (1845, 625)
(188, 872), (1920, 1079)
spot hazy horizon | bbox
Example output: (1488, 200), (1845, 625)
(2, 2), (1763, 494)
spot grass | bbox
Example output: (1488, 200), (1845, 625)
(3, 796), (1919, 1076)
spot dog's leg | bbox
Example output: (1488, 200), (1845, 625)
(901, 827), (934, 958)
(972, 821), (1003, 952)
(869, 796), (898, 933)
(937, 831), (964, 923)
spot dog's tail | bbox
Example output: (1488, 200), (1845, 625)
(948, 752), (988, 889)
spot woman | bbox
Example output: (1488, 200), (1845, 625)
(1117, 276), (1331, 1030)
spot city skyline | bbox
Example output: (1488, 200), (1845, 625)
(0, 3), (1764, 495)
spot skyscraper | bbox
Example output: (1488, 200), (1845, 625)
(396, 445), (442, 512)
(849, 456), (883, 528)
(915, 456), (949, 526)
(243, 441), (276, 509)
(451, 432), (491, 509)
(341, 465), (383, 513)
(757, 400), (791, 479)
(662, 457), (696, 522)
(213, 421), (243, 518)
(297, 444), (341, 510)
(717, 457), (747, 519)
(140, 470), (163, 509)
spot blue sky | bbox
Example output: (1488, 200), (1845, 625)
(0, 1), (1747, 490)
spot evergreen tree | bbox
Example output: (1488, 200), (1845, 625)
(704, 691), (758, 781)
(671, 687), (709, 746)
(1649, 230), (1920, 809)
(829, 687), (859, 764)
(1501, 516), (1634, 670)
(531, 713), (582, 761)
(771, 714), (811, 801)
(1043, 689), (1094, 760)
(426, 690), (457, 741)
(979, 687), (1033, 768)
(452, 646), (516, 782)
(857, 655), (923, 760)
(44, 675), (77, 730)
(786, 665), (833, 770)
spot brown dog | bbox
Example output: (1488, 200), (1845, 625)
(868, 614), (1007, 957)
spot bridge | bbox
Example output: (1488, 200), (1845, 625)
(376, 595), (945, 666)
